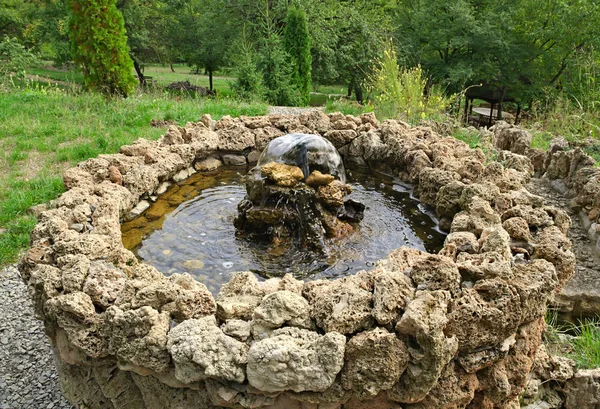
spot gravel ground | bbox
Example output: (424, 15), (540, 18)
(267, 106), (324, 116)
(0, 265), (73, 409)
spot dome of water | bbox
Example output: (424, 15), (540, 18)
(258, 133), (346, 183)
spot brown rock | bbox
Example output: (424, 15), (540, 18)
(317, 180), (352, 209)
(194, 157), (222, 172)
(261, 162), (304, 187)
(108, 165), (122, 185)
(306, 170), (335, 187)
(342, 328), (409, 398)
(390, 291), (458, 403)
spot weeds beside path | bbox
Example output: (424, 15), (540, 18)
(0, 87), (267, 265)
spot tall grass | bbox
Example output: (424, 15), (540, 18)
(0, 82), (267, 264)
(545, 311), (600, 369)
(570, 319), (600, 369)
(367, 43), (454, 123)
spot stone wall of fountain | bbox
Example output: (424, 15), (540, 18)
(19, 111), (592, 409)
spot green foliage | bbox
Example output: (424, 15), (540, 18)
(570, 319), (600, 369)
(368, 43), (454, 123)
(258, 33), (301, 106)
(231, 42), (265, 101)
(0, 37), (39, 85)
(284, 7), (312, 106)
(68, 0), (137, 96)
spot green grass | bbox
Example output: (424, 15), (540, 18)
(0, 84), (267, 264)
(570, 319), (600, 369)
(324, 98), (373, 116)
(452, 128), (484, 149)
(545, 311), (600, 369)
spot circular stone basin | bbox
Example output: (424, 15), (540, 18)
(121, 166), (446, 294)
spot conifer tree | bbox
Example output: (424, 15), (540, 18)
(68, 0), (136, 96)
(284, 7), (312, 106)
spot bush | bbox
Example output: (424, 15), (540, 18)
(367, 42), (454, 123)
(68, 0), (137, 96)
(284, 7), (312, 106)
(258, 34), (301, 107)
(0, 37), (39, 86)
(231, 42), (265, 101)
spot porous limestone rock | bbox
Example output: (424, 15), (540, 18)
(131, 372), (215, 409)
(478, 227), (512, 261)
(451, 196), (502, 236)
(216, 272), (266, 321)
(316, 180), (352, 209)
(246, 327), (346, 393)
(306, 170), (335, 187)
(502, 217), (533, 242)
(390, 291), (458, 403)
(161, 273), (216, 321)
(221, 319), (252, 342)
(341, 328), (409, 398)
(303, 276), (373, 334)
(260, 162), (304, 187)
(408, 254), (461, 293)
(107, 305), (171, 373)
(195, 157), (223, 172)
(418, 167), (460, 206)
(250, 290), (312, 339)
(167, 316), (249, 384)
(403, 362), (478, 409)
(492, 122), (532, 155)
(441, 231), (480, 258)
(532, 226), (576, 287)
(372, 267), (416, 326)
(564, 369), (600, 409)
(45, 291), (109, 358)
(82, 261), (128, 309)
(446, 279), (522, 353)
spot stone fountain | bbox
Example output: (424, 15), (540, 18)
(234, 134), (365, 251)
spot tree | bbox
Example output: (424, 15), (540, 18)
(176, 0), (235, 91)
(284, 7), (311, 105)
(68, 0), (137, 96)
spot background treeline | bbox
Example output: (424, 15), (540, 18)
(1, 0), (600, 117)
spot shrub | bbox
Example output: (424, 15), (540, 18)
(231, 40), (265, 101)
(258, 34), (301, 107)
(368, 42), (454, 123)
(284, 7), (312, 106)
(67, 0), (137, 96)
(0, 37), (39, 86)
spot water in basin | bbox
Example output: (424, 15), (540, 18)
(121, 166), (446, 294)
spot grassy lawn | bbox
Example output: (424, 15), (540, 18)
(0, 85), (267, 264)
(28, 63), (236, 96)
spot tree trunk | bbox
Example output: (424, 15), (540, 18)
(347, 79), (354, 98)
(354, 84), (363, 105)
(170, 63), (175, 73)
(132, 57), (146, 87)
(209, 69), (214, 91)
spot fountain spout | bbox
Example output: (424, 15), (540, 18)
(234, 134), (364, 251)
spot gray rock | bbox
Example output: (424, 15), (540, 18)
(126, 200), (150, 221)
(246, 327), (346, 393)
(167, 316), (248, 384)
(221, 154), (247, 166)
